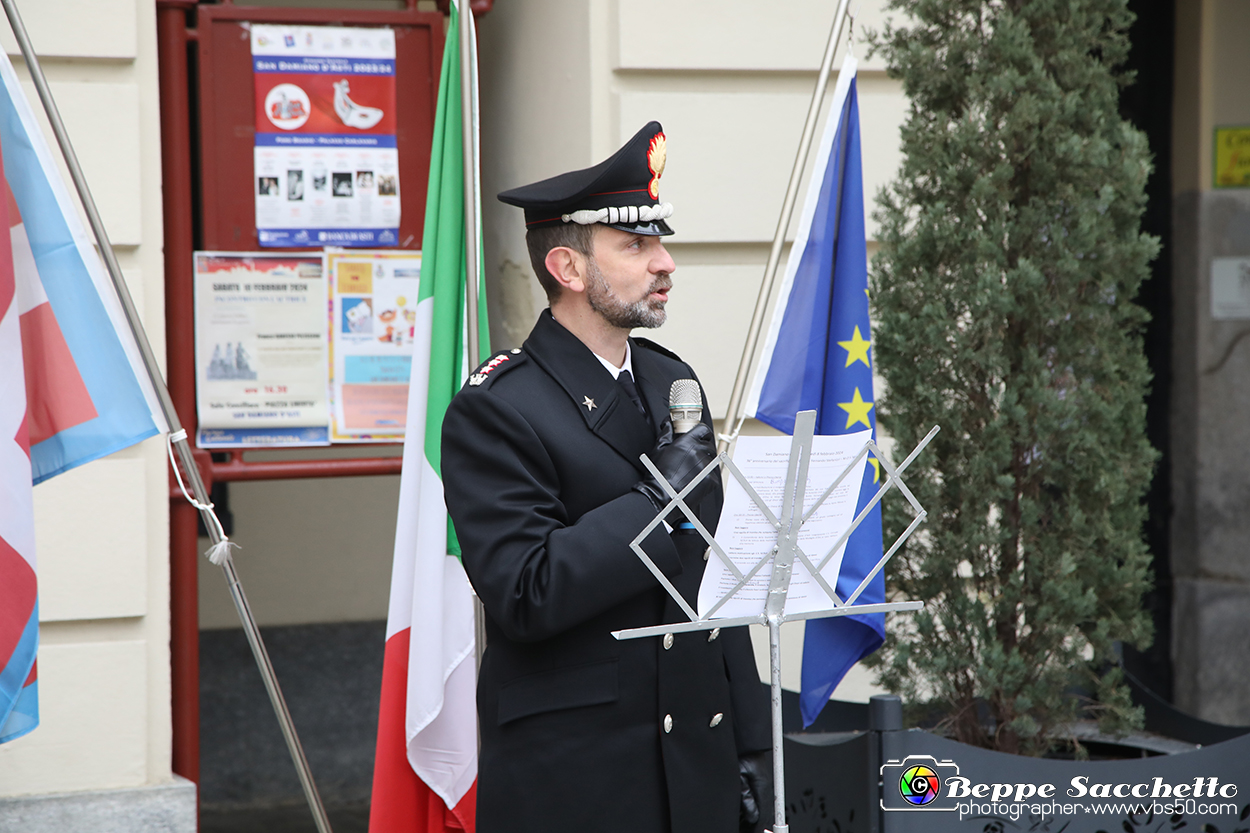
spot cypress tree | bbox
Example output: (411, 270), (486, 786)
(868, 0), (1158, 754)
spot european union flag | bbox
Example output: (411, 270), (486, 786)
(745, 53), (883, 727)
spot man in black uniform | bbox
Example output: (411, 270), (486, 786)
(441, 122), (771, 833)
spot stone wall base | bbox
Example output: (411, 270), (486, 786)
(0, 776), (196, 833)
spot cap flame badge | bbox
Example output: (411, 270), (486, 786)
(647, 132), (667, 200)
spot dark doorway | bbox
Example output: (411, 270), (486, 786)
(1119, 0), (1176, 703)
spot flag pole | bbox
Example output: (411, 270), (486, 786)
(460, 0), (480, 372)
(457, 0), (489, 668)
(718, 0), (853, 454)
(0, 3), (335, 831)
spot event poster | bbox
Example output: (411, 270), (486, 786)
(326, 249), (421, 442)
(252, 24), (400, 248)
(193, 252), (331, 448)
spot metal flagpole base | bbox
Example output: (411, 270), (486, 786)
(220, 553), (334, 833)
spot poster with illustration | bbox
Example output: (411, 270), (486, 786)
(325, 249), (421, 442)
(252, 24), (400, 248)
(193, 252), (330, 447)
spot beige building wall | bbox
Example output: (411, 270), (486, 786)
(196, 457), (401, 629)
(478, 0), (907, 699)
(0, 0), (188, 823)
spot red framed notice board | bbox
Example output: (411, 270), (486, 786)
(195, 5), (443, 252)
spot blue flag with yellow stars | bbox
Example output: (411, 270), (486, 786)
(745, 53), (882, 727)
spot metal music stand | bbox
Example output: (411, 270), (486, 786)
(614, 411), (938, 833)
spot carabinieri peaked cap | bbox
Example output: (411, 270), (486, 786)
(498, 121), (674, 236)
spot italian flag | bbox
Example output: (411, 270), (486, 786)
(369, 3), (486, 830)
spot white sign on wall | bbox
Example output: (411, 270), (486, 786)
(1211, 257), (1250, 320)
(193, 252), (331, 447)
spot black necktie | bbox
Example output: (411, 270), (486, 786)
(617, 369), (649, 421)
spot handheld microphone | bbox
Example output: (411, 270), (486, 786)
(668, 379), (703, 434)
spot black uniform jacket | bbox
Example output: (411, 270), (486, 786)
(442, 310), (769, 833)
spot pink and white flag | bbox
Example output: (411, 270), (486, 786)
(0, 47), (163, 744)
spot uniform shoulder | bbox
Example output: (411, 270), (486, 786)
(465, 348), (528, 390)
(631, 336), (684, 364)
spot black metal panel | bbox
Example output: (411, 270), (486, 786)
(1127, 666), (1250, 747)
(786, 732), (873, 833)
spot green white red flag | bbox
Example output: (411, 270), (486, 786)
(369, 3), (486, 830)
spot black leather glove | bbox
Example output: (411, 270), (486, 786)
(633, 420), (718, 518)
(739, 750), (772, 833)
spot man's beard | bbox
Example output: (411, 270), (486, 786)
(584, 256), (670, 330)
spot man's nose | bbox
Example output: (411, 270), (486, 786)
(653, 242), (676, 275)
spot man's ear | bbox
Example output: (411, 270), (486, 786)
(544, 247), (588, 294)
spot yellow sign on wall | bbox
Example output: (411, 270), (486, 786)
(1215, 127), (1250, 187)
(335, 261), (374, 295)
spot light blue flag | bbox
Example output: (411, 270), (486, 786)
(0, 46), (162, 487)
(745, 54), (882, 727)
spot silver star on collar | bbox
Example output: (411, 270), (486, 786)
(582, 396), (597, 411)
